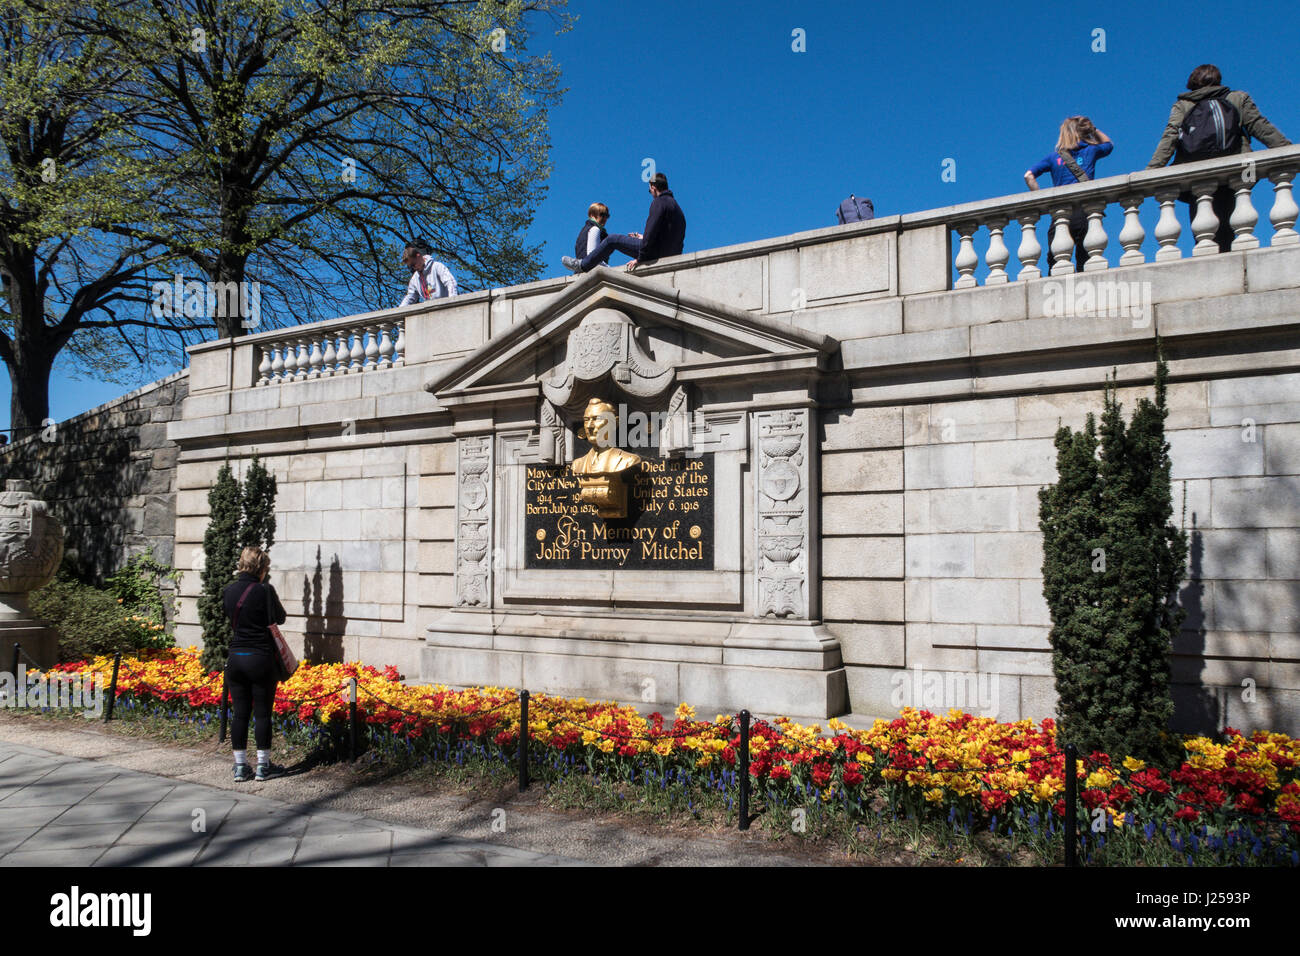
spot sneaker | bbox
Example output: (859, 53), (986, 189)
(233, 763), (253, 783)
(255, 761), (285, 781)
(561, 256), (582, 273)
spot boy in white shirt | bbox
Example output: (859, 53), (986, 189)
(399, 240), (458, 306)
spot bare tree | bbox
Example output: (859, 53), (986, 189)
(99, 0), (570, 337)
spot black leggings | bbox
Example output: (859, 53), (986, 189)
(226, 650), (276, 751)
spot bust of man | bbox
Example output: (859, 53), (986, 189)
(571, 398), (642, 475)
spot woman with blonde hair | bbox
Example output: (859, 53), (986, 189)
(222, 546), (287, 781)
(1024, 115), (1114, 271)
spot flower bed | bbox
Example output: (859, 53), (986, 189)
(43, 648), (1300, 866)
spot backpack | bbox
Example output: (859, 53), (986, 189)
(836, 195), (875, 224)
(1176, 97), (1242, 162)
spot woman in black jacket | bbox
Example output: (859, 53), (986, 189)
(222, 547), (287, 781)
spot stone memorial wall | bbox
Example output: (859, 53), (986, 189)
(72, 145), (1300, 733)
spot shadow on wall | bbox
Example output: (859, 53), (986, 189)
(1172, 518), (1218, 735)
(301, 545), (347, 663)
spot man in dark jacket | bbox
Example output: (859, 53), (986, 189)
(1147, 64), (1291, 253)
(562, 173), (686, 273)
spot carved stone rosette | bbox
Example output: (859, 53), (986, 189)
(454, 436), (493, 607)
(0, 480), (64, 620)
(755, 410), (809, 618)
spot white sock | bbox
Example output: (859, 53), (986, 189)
(233, 750), (247, 766)
(257, 750), (270, 765)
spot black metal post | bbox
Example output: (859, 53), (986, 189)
(104, 651), (121, 722)
(1064, 742), (1078, 868)
(218, 676), (229, 742)
(738, 710), (751, 831)
(9, 642), (19, 681)
(348, 677), (358, 761)
(518, 690), (530, 791)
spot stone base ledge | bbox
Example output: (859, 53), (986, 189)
(423, 609), (847, 716)
(0, 625), (60, 671)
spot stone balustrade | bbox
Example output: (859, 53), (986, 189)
(254, 318), (405, 386)
(180, 144), (1300, 398)
(915, 146), (1300, 288)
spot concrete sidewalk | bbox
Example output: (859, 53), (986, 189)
(0, 741), (583, 867)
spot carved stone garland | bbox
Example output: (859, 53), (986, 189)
(454, 436), (493, 607)
(755, 410), (809, 618)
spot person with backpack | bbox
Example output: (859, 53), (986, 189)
(836, 194), (875, 225)
(1146, 64), (1291, 254)
(1024, 115), (1114, 271)
(562, 172), (685, 273)
(222, 546), (288, 782)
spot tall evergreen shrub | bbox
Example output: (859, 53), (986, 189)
(1038, 358), (1187, 763)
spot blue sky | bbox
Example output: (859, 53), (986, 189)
(7, 0), (1299, 428)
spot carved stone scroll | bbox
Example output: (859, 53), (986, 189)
(536, 399), (569, 465)
(659, 385), (692, 457)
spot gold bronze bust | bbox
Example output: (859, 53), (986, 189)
(571, 398), (641, 518)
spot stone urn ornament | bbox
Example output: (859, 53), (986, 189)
(0, 480), (64, 668)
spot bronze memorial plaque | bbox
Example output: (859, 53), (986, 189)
(524, 455), (714, 570)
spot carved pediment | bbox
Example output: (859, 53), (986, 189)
(425, 268), (837, 404)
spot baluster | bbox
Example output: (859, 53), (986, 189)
(1016, 212), (1042, 281)
(1117, 195), (1146, 266)
(377, 324), (395, 370)
(984, 218), (1009, 284)
(1079, 201), (1109, 271)
(393, 322), (405, 367)
(1190, 180), (1221, 256)
(335, 333), (352, 374)
(1154, 190), (1183, 261)
(321, 335), (337, 378)
(337, 334), (351, 374)
(348, 329), (365, 373)
(1268, 171), (1299, 245)
(1229, 179), (1260, 251)
(953, 222), (978, 289)
(294, 339), (309, 381)
(1049, 207), (1075, 276)
(307, 337), (324, 379)
(279, 341), (295, 381)
(363, 324), (380, 370)
(257, 348), (272, 387)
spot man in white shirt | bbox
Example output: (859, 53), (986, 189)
(399, 241), (458, 306)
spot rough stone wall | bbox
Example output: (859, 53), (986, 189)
(0, 370), (188, 582)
